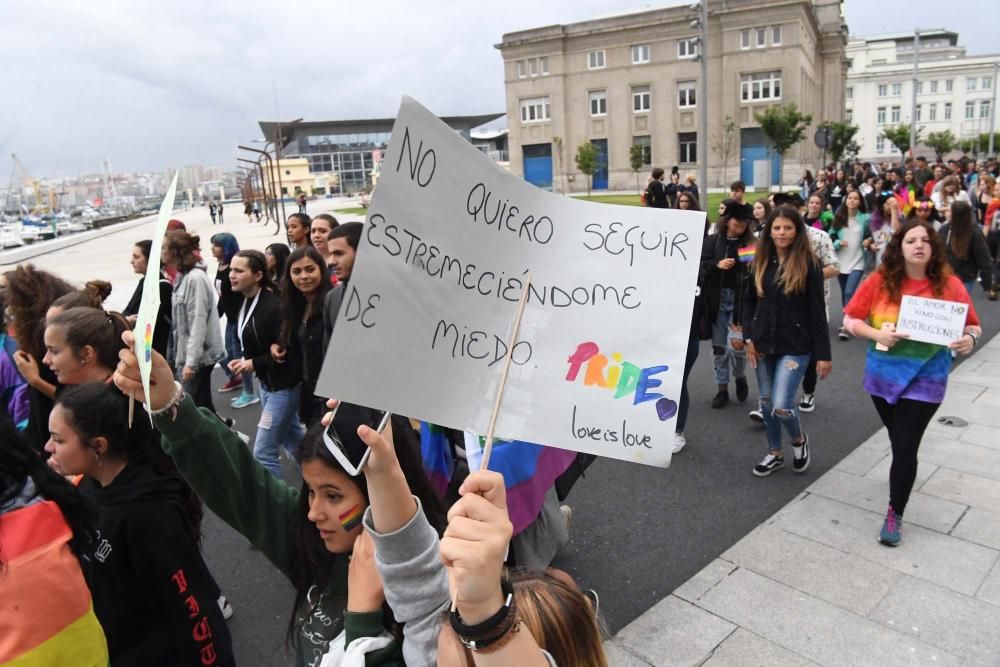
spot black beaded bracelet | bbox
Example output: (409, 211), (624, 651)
(449, 578), (515, 640)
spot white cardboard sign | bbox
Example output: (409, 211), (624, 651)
(316, 96), (705, 468)
(896, 295), (969, 347)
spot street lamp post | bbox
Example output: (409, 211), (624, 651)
(239, 144), (282, 236)
(990, 61), (998, 157)
(691, 2), (709, 194)
(910, 29), (920, 157)
(272, 117), (303, 226)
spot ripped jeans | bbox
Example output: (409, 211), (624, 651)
(253, 385), (307, 478)
(754, 353), (810, 452)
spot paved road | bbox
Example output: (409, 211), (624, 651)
(10, 206), (997, 664)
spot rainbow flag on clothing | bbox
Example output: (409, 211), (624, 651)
(0, 498), (108, 666)
(420, 424), (577, 535)
(737, 246), (756, 263)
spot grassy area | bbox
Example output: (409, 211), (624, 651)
(576, 192), (727, 222)
(333, 207), (369, 216)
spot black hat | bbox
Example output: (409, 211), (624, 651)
(721, 201), (754, 221)
(772, 192), (804, 208)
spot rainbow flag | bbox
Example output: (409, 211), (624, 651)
(420, 423), (577, 535)
(0, 498), (108, 666)
(738, 246), (756, 263)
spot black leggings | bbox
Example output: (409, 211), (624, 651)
(871, 395), (939, 515)
(801, 357), (818, 395)
(184, 365), (217, 414)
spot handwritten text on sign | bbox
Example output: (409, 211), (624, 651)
(316, 96), (706, 468)
(896, 295), (969, 347)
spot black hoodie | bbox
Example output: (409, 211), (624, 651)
(240, 288), (302, 392)
(87, 458), (234, 666)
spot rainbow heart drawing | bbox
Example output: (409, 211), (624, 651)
(144, 323), (153, 362)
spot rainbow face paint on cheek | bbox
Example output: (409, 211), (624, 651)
(338, 505), (362, 532)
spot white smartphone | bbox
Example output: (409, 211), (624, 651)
(322, 402), (391, 476)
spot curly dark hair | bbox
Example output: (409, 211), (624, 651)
(3, 265), (75, 359)
(879, 219), (952, 302)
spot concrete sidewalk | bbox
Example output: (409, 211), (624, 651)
(607, 334), (1000, 666)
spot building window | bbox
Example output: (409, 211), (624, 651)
(930, 80), (938, 93)
(632, 44), (651, 64)
(929, 103), (937, 121)
(528, 58), (538, 77)
(846, 109), (853, 122)
(965, 101), (975, 119)
(846, 86), (853, 99)
(891, 106), (901, 123)
(876, 135), (885, 153)
(519, 57), (547, 78)
(633, 136), (652, 166)
(891, 83), (901, 96)
(915, 104), (922, 121)
(678, 80), (696, 108)
(946, 79), (954, 92)
(517, 61), (526, 79)
(877, 106), (886, 124)
(967, 77), (977, 91)
(740, 71), (782, 102)
(540, 57), (549, 75)
(772, 25), (782, 45)
(678, 132), (697, 163)
(677, 38), (698, 59)
(984, 77), (993, 90)
(740, 29), (750, 49)
(944, 102), (952, 120)
(519, 97), (550, 123)
(917, 81), (923, 94)
(756, 27), (766, 48)
(878, 84), (887, 97)
(632, 85), (651, 112)
(982, 101), (992, 119)
(588, 50), (605, 70)
(589, 90), (607, 116)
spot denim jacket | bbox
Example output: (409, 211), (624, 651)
(172, 265), (226, 369)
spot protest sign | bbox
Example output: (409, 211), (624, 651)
(896, 295), (969, 347)
(134, 172), (178, 419)
(316, 96), (705, 468)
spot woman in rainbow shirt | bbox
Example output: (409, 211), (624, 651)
(843, 219), (982, 546)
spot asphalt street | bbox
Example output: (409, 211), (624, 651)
(200, 285), (1000, 665)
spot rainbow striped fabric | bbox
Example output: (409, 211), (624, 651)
(845, 273), (980, 404)
(420, 424), (577, 534)
(0, 492), (108, 666)
(737, 246), (756, 263)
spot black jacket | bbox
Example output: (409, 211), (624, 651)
(646, 180), (669, 208)
(241, 289), (302, 391)
(741, 256), (832, 361)
(700, 232), (753, 328)
(214, 266), (243, 321)
(87, 459), (234, 666)
(939, 223), (993, 291)
(123, 276), (173, 357)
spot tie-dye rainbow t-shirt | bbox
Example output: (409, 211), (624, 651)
(844, 272), (980, 404)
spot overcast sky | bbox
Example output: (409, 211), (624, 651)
(1, 0), (995, 178)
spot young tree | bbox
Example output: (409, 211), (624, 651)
(819, 121), (861, 166)
(552, 136), (565, 193)
(753, 103), (813, 187)
(629, 143), (646, 194)
(711, 115), (738, 186)
(880, 124), (922, 161)
(575, 141), (599, 196)
(925, 130), (958, 161)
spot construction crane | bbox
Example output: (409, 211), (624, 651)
(4, 154), (53, 216)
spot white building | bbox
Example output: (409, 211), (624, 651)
(846, 30), (999, 161)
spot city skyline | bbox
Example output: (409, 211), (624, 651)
(1, 0), (996, 179)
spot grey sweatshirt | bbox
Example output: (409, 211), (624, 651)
(362, 498), (558, 667)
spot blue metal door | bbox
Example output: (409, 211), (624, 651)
(591, 139), (608, 190)
(522, 143), (553, 189)
(740, 145), (782, 187)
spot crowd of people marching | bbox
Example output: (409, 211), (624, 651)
(0, 152), (995, 666)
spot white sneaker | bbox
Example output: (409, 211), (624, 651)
(218, 595), (234, 620)
(673, 432), (687, 453)
(798, 393), (816, 413)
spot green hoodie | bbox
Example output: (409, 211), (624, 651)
(155, 396), (404, 666)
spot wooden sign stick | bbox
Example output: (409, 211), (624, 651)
(128, 389), (135, 428)
(479, 273), (531, 471)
